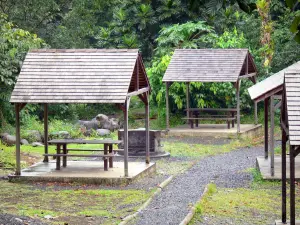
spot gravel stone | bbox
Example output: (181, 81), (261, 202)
(0, 213), (47, 225)
(134, 146), (262, 225)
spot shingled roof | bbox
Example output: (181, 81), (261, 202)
(10, 49), (149, 104)
(248, 61), (300, 102)
(285, 70), (300, 145)
(162, 49), (256, 82)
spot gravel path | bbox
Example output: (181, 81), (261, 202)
(134, 146), (262, 225)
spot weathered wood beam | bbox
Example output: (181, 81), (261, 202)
(238, 72), (257, 79)
(270, 96), (275, 176)
(43, 103), (49, 162)
(264, 97), (269, 159)
(280, 120), (289, 136)
(19, 103), (27, 111)
(115, 103), (125, 113)
(165, 82), (170, 130)
(293, 146), (300, 157)
(253, 85), (283, 103)
(290, 145), (296, 225)
(15, 104), (21, 175)
(282, 128), (287, 223)
(145, 92), (150, 164)
(127, 87), (149, 97)
(236, 80), (241, 133)
(138, 93), (147, 105)
(124, 98), (129, 177)
(186, 82), (190, 120)
(254, 101), (258, 125)
(135, 59), (139, 91)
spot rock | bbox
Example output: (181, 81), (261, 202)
(78, 120), (99, 130)
(96, 129), (111, 136)
(21, 139), (29, 145)
(44, 215), (53, 219)
(1, 133), (16, 146)
(58, 131), (71, 139)
(49, 131), (71, 139)
(26, 130), (42, 142)
(15, 218), (23, 223)
(32, 142), (44, 147)
(96, 114), (120, 131)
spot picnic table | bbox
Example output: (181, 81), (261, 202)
(183, 108), (237, 129)
(46, 139), (123, 171)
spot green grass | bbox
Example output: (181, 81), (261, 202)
(0, 180), (152, 224)
(163, 138), (258, 158)
(190, 168), (297, 225)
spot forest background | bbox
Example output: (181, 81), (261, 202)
(0, 0), (300, 132)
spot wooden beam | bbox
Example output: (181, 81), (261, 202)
(15, 104), (21, 175)
(166, 82), (170, 130)
(253, 85), (283, 103)
(115, 103), (125, 113)
(254, 101), (258, 125)
(294, 146), (300, 157)
(282, 127), (287, 223)
(43, 104), (49, 162)
(290, 145), (296, 225)
(19, 103), (27, 111)
(238, 73), (256, 79)
(145, 92), (150, 164)
(236, 80), (241, 133)
(270, 96), (275, 176)
(138, 94), (147, 105)
(280, 120), (289, 136)
(127, 87), (149, 97)
(264, 97), (269, 159)
(135, 59), (139, 91)
(124, 97), (129, 177)
(186, 82), (190, 118)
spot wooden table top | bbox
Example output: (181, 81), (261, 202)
(48, 139), (122, 144)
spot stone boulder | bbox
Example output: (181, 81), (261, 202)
(50, 131), (71, 139)
(96, 129), (111, 136)
(96, 114), (119, 131)
(78, 119), (99, 130)
(21, 139), (29, 145)
(32, 142), (44, 147)
(0, 133), (16, 146)
(26, 130), (42, 143)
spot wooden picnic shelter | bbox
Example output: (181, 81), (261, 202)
(162, 49), (257, 133)
(248, 61), (300, 177)
(10, 49), (151, 177)
(280, 70), (300, 225)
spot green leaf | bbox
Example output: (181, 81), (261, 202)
(285, 0), (298, 9)
(290, 15), (300, 33)
(294, 32), (300, 43)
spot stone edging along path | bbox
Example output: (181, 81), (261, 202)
(133, 146), (262, 225)
(119, 175), (174, 225)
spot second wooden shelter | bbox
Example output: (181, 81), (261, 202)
(162, 49), (257, 132)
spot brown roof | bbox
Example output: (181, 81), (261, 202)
(285, 70), (300, 145)
(248, 61), (300, 102)
(162, 49), (257, 82)
(10, 49), (149, 104)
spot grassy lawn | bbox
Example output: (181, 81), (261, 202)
(190, 169), (300, 225)
(0, 180), (153, 225)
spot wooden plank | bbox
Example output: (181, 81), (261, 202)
(166, 82), (170, 130)
(43, 104), (49, 163)
(186, 108), (237, 112)
(182, 117), (235, 120)
(48, 139), (122, 144)
(13, 86), (128, 90)
(17, 78), (130, 83)
(10, 99), (125, 103)
(19, 75), (132, 79)
(13, 89), (128, 94)
(124, 98), (129, 177)
(127, 87), (149, 97)
(15, 104), (21, 175)
(11, 96), (126, 100)
(15, 82), (129, 86)
(43, 154), (114, 157)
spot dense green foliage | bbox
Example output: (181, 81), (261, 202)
(0, 0), (299, 129)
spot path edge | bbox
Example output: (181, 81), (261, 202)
(179, 183), (210, 225)
(119, 175), (174, 225)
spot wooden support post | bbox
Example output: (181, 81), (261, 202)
(104, 144), (108, 171)
(186, 82), (190, 119)
(236, 81), (241, 133)
(145, 92), (150, 164)
(254, 101), (258, 125)
(63, 144), (67, 167)
(270, 96), (275, 176)
(281, 120), (287, 224)
(290, 145), (296, 225)
(56, 144), (61, 170)
(124, 98), (129, 177)
(43, 103), (49, 162)
(165, 82), (170, 130)
(15, 104), (21, 175)
(264, 97), (269, 159)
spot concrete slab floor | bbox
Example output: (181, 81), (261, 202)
(167, 124), (262, 138)
(9, 161), (156, 185)
(275, 220), (300, 224)
(257, 156), (300, 180)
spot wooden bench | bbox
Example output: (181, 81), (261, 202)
(184, 108), (237, 129)
(46, 139), (122, 171)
